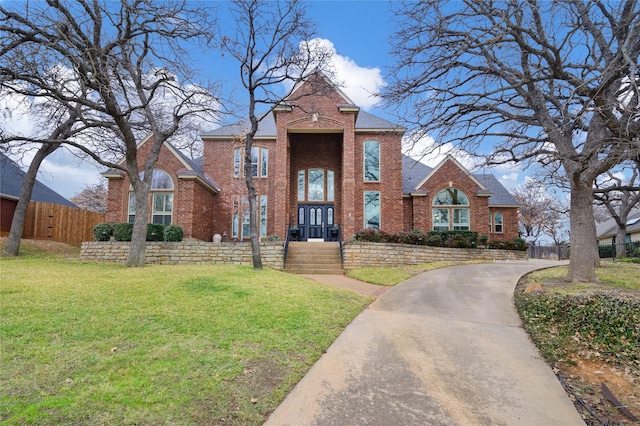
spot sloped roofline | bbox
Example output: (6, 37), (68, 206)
(288, 70), (355, 106)
(415, 155), (488, 191)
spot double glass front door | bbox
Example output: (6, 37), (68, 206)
(297, 204), (334, 241)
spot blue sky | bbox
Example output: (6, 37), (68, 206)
(4, 0), (526, 199)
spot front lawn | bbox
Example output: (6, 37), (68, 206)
(515, 261), (640, 425)
(0, 241), (371, 425)
(346, 260), (488, 286)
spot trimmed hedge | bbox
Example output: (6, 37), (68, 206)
(351, 229), (526, 251)
(97, 223), (183, 242)
(164, 224), (183, 242)
(93, 223), (113, 241)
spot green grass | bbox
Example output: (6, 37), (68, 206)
(526, 261), (640, 293)
(515, 262), (640, 365)
(346, 260), (488, 286)
(0, 247), (371, 425)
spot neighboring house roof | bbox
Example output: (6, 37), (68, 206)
(596, 208), (640, 240)
(401, 155), (519, 207)
(0, 153), (76, 207)
(201, 109), (405, 138)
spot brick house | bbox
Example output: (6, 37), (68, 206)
(104, 74), (519, 242)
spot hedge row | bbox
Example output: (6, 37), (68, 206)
(350, 229), (527, 251)
(93, 223), (184, 242)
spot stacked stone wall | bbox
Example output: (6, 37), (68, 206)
(80, 240), (284, 269)
(342, 242), (527, 269)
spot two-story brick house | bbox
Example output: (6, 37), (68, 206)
(104, 74), (519, 242)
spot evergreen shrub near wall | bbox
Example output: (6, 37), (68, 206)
(351, 229), (526, 251)
(99, 223), (183, 242)
(93, 223), (113, 241)
(164, 224), (183, 242)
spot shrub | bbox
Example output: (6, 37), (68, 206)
(426, 233), (443, 246)
(598, 244), (613, 258)
(147, 223), (165, 241)
(93, 223), (113, 241)
(113, 223), (134, 241)
(515, 291), (640, 363)
(479, 234), (489, 245)
(164, 224), (184, 242)
(262, 234), (281, 242)
(352, 228), (392, 243)
(512, 238), (527, 251)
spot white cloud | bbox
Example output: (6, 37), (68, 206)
(312, 38), (385, 110)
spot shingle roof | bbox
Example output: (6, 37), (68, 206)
(202, 109), (404, 138)
(401, 155), (519, 207)
(0, 153), (76, 207)
(596, 208), (640, 239)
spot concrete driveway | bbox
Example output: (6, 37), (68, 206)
(265, 260), (585, 426)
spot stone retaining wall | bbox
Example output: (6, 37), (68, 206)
(80, 240), (526, 270)
(342, 242), (527, 269)
(80, 240), (285, 269)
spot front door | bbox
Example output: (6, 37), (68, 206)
(297, 204), (334, 241)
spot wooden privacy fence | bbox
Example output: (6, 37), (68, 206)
(23, 202), (105, 247)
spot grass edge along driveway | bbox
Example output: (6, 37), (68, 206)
(1, 253), (371, 425)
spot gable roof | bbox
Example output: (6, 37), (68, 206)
(596, 208), (640, 240)
(202, 109), (404, 138)
(102, 136), (219, 193)
(0, 153), (76, 207)
(401, 155), (519, 207)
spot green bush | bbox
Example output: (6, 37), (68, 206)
(113, 223), (134, 241)
(93, 223), (113, 241)
(164, 224), (183, 242)
(262, 234), (281, 242)
(147, 223), (165, 241)
(598, 244), (613, 258)
(515, 292), (640, 363)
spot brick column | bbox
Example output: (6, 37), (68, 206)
(274, 112), (290, 239)
(341, 114), (356, 238)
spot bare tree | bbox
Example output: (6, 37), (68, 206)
(384, 0), (640, 282)
(70, 181), (108, 214)
(512, 179), (564, 244)
(1, 0), (219, 266)
(218, 0), (332, 269)
(593, 163), (640, 255)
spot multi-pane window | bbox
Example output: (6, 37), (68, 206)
(494, 212), (503, 233)
(364, 191), (381, 229)
(231, 195), (267, 239)
(233, 146), (268, 177)
(128, 169), (174, 224)
(297, 169), (334, 202)
(364, 140), (380, 181)
(432, 188), (469, 231)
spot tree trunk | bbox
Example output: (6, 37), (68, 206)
(567, 182), (600, 282)
(244, 146), (263, 271)
(615, 227), (628, 258)
(127, 186), (150, 267)
(3, 144), (59, 256)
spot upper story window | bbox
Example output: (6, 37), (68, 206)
(128, 169), (174, 224)
(432, 188), (469, 231)
(234, 146), (268, 178)
(364, 140), (380, 181)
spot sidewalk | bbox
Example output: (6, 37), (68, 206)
(266, 260), (584, 426)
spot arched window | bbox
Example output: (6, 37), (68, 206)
(128, 169), (174, 225)
(432, 188), (469, 231)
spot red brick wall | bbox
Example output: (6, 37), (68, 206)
(104, 139), (217, 240)
(401, 158), (519, 241)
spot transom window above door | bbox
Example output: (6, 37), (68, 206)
(298, 169), (335, 202)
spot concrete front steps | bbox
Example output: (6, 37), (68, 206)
(285, 241), (343, 274)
